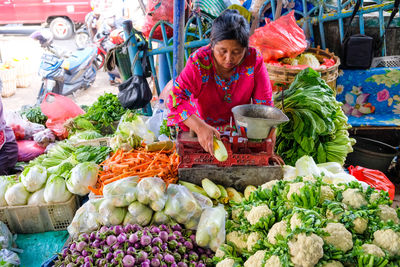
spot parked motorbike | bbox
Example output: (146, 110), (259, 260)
(30, 30), (97, 105)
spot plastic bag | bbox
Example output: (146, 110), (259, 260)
(348, 166), (395, 200)
(33, 129), (56, 147)
(17, 140), (46, 162)
(103, 176), (139, 207)
(0, 221), (13, 249)
(151, 210), (174, 225)
(40, 93), (85, 139)
(125, 202), (153, 226)
(249, 11), (307, 62)
(0, 249), (20, 266)
(164, 184), (203, 228)
(99, 199), (127, 226)
(142, 0), (174, 40)
(192, 192), (213, 209)
(5, 111), (45, 140)
(67, 199), (103, 237)
(196, 204), (227, 251)
(137, 177), (167, 211)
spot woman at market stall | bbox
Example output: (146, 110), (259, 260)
(0, 84), (18, 175)
(167, 9), (273, 154)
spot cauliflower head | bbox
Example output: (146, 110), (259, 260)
(322, 223), (353, 252)
(321, 261), (344, 267)
(361, 244), (385, 257)
(244, 250), (266, 267)
(264, 255), (282, 267)
(287, 182), (305, 200)
(267, 220), (288, 245)
(246, 205), (272, 225)
(326, 209), (342, 222)
(289, 233), (324, 267)
(369, 192), (381, 203)
(247, 232), (261, 252)
(290, 213), (303, 230)
(373, 229), (400, 256)
(216, 258), (235, 267)
(342, 188), (367, 209)
(320, 186), (335, 203)
(261, 179), (279, 191)
(226, 231), (248, 252)
(353, 217), (368, 234)
(378, 205), (399, 224)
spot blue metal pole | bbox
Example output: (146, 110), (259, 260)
(173, 0), (186, 81)
(122, 20), (143, 76)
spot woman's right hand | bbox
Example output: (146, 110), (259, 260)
(183, 115), (220, 154)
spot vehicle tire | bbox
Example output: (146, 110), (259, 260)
(50, 17), (74, 40)
(95, 53), (105, 70)
(75, 31), (90, 49)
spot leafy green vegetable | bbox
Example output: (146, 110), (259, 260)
(20, 105), (48, 125)
(275, 68), (355, 165)
(74, 145), (112, 164)
(159, 119), (171, 138)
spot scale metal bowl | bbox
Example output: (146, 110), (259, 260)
(232, 104), (289, 139)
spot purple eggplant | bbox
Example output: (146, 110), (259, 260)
(164, 253), (175, 264)
(150, 258), (161, 267)
(81, 250), (89, 257)
(89, 232), (96, 242)
(76, 241), (87, 252)
(62, 248), (69, 258)
(76, 256), (84, 263)
(150, 226), (161, 235)
(159, 231), (168, 243)
(126, 246), (136, 255)
(114, 225), (123, 235)
(105, 252), (113, 261)
(111, 258), (118, 265)
(69, 243), (76, 251)
(152, 237), (163, 247)
(168, 234), (177, 241)
(137, 251), (148, 263)
(66, 263), (74, 267)
(84, 256), (93, 263)
(112, 243), (121, 251)
(117, 233), (127, 243)
(134, 243), (141, 249)
(173, 231), (182, 238)
(106, 235), (117, 246)
(141, 259), (151, 267)
(99, 225), (109, 233)
(161, 243), (168, 251)
(160, 224), (169, 232)
(171, 224), (182, 232)
(196, 263), (205, 267)
(122, 254), (135, 267)
(124, 224), (133, 233)
(128, 233), (139, 244)
(114, 249), (124, 258)
(168, 240), (178, 250)
(92, 240), (101, 248)
(170, 264), (178, 267)
(197, 248), (205, 255)
(177, 263), (188, 267)
(152, 246), (160, 255)
(95, 231), (103, 241)
(94, 249), (103, 258)
(184, 241), (193, 250)
(189, 235), (196, 243)
(141, 235), (152, 246)
(132, 224), (142, 232)
(189, 252), (198, 261)
(82, 263), (91, 267)
(79, 233), (89, 241)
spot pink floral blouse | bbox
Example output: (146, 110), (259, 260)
(167, 45), (273, 131)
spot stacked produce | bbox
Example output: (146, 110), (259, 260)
(275, 68), (355, 165)
(214, 174), (400, 266)
(55, 224), (215, 267)
(20, 105), (48, 125)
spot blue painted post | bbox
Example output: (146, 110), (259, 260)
(158, 51), (171, 93)
(173, 0), (186, 81)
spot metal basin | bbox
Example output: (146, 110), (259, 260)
(232, 104), (289, 139)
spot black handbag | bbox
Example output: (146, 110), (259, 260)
(341, 0), (399, 69)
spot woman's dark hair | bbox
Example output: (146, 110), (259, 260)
(210, 9), (250, 48)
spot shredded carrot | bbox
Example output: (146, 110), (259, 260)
(89, 146), (180, 195)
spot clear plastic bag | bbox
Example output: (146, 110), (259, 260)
(125, 202), (153, 226)
(137, 177), (167, 211)
(151, 210), (175, 225)
(5, 111), (45, 140)
(0, 221), (13, 250)
(0, 249), (20, 266)
(103, 176), (139, 207)
(196, 204), (227, 252)
(192, 192), (213, 209)
(33, 129), (56, 148)
(98, 199), (127, 226)
(164, 184), (203, 229)
(67, 199), (103, 237)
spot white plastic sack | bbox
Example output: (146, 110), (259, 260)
(0, 222), (13, 250)
(44, 175), (72, 203)
(99, 199), (126, 226)
(5, 183), (31, 206)
(137, 177), (167, 211)
(196, 204), (227, 251)
(67, 199), (103, 237)
(103, 176), (139, 207)
(66, 162), (99, 196)
(20, 165), (47, 192)
(125, 202), (153, 226)
(295, 155), (321, 178)
(0, 249), (20, 266)
(27, 188), (46, 205)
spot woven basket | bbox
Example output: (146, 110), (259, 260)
(266, 47), (340, 91)
(11, 58), (34, 88)
(0, 67), (17, 98)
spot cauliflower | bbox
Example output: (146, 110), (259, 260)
(216, 258), (235, 267)
(361, 244), (385, 257)
(246, 205), (272, 225)
(326, 209), (342, 222)
(303, 175), (316, 182)
(226, 231), (248, 252)
(320, 186), (335, 203)
(369, 192), (381, 203)
(342, 188), (367, 209)
(231, 207), (243, 222)
(215, 248), (225, 258)
(247, 232), (261, 251)
(244, 250), (266, 267)
(287, 182), (305, 200)
(264, 255), (282, 267)
(290, 213), (303, 230)
(378, 205), (399, 224)
(267, 221), (288, 245)
(353, 217), (368, 234)
(261, 179), (278, 191)
(373, 229), (400, 256)
(289, 233), (324, 267)
(321, 261), (344, 267)
(322, 223), (353, 252)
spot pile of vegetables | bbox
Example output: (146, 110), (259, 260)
(55, 224), (214, 267)
(214, 174), (400, 266)
(275, 68), (355, 165)
(20, 105), (48, 125)
(89, 148), (179, 196)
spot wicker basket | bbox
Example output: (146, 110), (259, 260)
(11, 58), (34, 88)
(0, 196), (79, 234)
(0, 66), (17, 98)
(266, 47), (340, 91)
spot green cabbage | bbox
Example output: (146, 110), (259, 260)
(44, 175), (72, 203)
(0, 176), (17, 207)
(5, 183), (31, 206)
(297, 53), (320, 69)
(20, 166), (47, 192)
(66, 162), (99, 196)
(125, 202), (153, 226)
(28, 188), (46, 205)
(99, 199), (126, 226)
(103, 176), (139, 207)
(68, 130), (103, 143)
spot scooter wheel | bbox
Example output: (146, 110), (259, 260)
(95, 53), (105, 70)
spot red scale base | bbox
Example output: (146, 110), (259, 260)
(177, 128), (284, 168)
